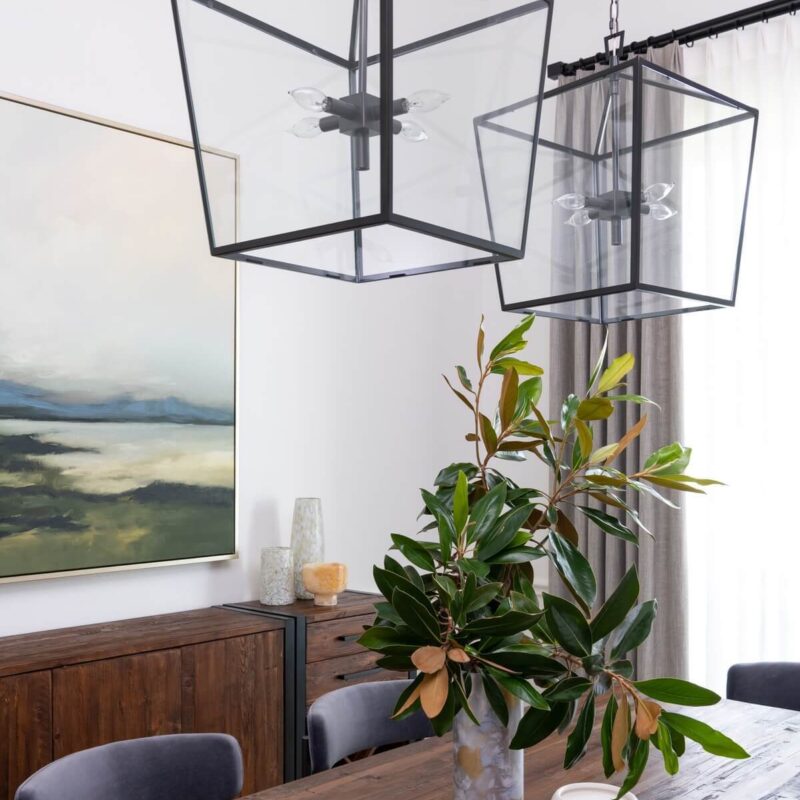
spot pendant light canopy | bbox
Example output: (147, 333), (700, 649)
(487, 46), (758, 322)
(172, 0), (553, 282)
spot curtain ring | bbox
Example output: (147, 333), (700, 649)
(685, 39), (694, 48)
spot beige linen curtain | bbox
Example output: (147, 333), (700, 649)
(548, 43), (687, 679)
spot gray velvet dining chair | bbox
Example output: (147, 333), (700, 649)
(307, 679), (434, 773)
(14, 733), (243, 800)
(727, 662), (800, 712)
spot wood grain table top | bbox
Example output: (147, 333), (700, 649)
(229, 591), (380, 623)
(241, 699), (800, 799)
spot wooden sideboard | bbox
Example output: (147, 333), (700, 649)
(0, 608), (285, 799)
(225, 591), (393, 777)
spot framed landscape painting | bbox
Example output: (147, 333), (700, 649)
(0, 93), (237, 582)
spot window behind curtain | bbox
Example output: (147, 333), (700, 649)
(682, 16), (800, 691)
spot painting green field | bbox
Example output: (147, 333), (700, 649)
(0, 423), (234, 578)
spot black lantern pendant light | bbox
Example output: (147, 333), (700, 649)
(486, 0), (758, 323)
(171, 0), (553, 282)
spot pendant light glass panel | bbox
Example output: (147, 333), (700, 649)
(172, 0), (553, 281)
(487, 59), (757, 323)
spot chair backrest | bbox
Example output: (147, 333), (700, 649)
(727, 662), (800, 712)
(15, 734), (243, 800)
(307, 679), (433, 773)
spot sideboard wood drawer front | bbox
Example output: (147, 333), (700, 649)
(306, 614), (375, 663)
(306, 651), (395, 705)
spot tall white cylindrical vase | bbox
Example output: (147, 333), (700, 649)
(291, 498), (324, 600)
(260, 547), (295, 606)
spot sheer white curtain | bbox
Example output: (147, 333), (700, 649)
(682, 16), (800, 692)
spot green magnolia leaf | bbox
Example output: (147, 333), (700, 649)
(469, 482), (507, 545)
(591, 565), (640, 642)
(390, 533), (436, 572)
(668, 725), (686, 756)
(548, 532), (597, 612)
(452, 677), (480, 726)
(615, 735), (649, 799)
(491, 358), (544, 376)
(433, 574), (457, 601)
(578, 506), (638, 545)
(373, 601), (404, 625)
(490, 314), (535, 361)
(482, 647), (565, 678)
(488, 546), (547, 564)
(462, 610), (543, 638)
(564, 693), (595, 768)
(480, 414), (498, 454)
(357, 626), (421, 652)
(575, 418), (593, 461)
(482, 674), (510, 727)
(458, 558), (491, 579)
(510, 703), (569, 750)
(634, 678), (720, 707)
(545, 676), (593, 701)
(456, 365), (473, 393)
(608, 393), (657, 406)
(587, 335), (609, 393)
(598, 352), (635, 394)
(500, 368), (520, 430)
(464, 582), (503, 614)
(434, 463), (479, 488)
(453, 471), (469, 535)
(518, 376), (543, 407)
(494, 673), (549, 710)
(391, 587), (441, 643)
(643, 442), (691, 476)
(443, 375), (474, 412)
(561, 394), (580, 431)
(656, 720), (679, 775)
(578, 397), (614, 421)
(643, 475), (705, 494)
(601, 694), (618, 778)
(376, 654), (414, 671)
(476, 504), (535, 561)
(373, 564), (430, 609)
(661, 712), (749, 759)
(609, 600), (658, 660)
(544, 594), (592, 656)
(392, 673), (425, 720)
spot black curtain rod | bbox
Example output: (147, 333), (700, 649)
(548, 0), (799, 78)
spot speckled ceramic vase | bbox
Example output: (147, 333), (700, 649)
(290, 498), (324, 600)
(259, 547), (295, 606)
(453, 678), (523, 800)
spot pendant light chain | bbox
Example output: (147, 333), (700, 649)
(609, 0), (620, 37)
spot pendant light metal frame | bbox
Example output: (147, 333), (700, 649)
(481, 57), (759, 323)
(171, 0), (554, 282)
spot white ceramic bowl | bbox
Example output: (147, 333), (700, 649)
(551, 783), (638, 800)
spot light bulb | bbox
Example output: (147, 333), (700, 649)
(566, 209), (593, 227)
(406, 89), (451, 113)
(400, 120), (428, 142)
(643, 182), (674, 203)
(289, 87), (328, 112)
(554, 193), (587, 210)
(648, 201), (678, 221)
(291, 117), (322, 138)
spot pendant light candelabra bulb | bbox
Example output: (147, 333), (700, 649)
(555, 192), (587, 210)
(291, 117), (323, 138)
(289, 87), (328, 112)
(406, 89), (451, 113)
(643, 182), (675, 203)
(566, 209), (593, 227)
(400, 120), (429, 142)
(647, 201), (678, 221)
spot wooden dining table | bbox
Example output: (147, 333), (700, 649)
(243, 699), (800, 799)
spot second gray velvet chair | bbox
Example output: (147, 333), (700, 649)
(727, 662), (800, 712)
(307, 679), (433, 773)
(15, 733), (243, 800)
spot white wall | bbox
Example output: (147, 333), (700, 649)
(0, 0), (743, 635)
